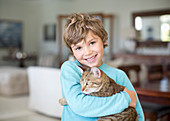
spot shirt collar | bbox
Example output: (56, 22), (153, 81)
(75, 60), (105, 68)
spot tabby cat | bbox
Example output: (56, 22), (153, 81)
(59, 66), (138, 121)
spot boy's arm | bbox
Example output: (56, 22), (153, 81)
(60, 61), (131, 117)
(118, 71), (145, 121)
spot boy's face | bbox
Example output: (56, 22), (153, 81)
(71, 31), (105, 67)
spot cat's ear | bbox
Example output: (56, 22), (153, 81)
(91, 67), (101, 78)
(77, 65), (91, 75)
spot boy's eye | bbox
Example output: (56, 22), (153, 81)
(75, 47), (81, 50)
(90, 41), (95, 45)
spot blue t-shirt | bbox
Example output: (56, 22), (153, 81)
(60, 60), (144, 121)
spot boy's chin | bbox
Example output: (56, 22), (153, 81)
(80, 62), (93, 67)
(80, 60), (101, 67)
(85, 63), (99, 68)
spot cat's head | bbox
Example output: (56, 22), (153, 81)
(78, 66), (104, 94)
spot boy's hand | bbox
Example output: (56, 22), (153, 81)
(124, 88), (137, 108)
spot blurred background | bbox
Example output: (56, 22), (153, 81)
(0, 0), (170, 121)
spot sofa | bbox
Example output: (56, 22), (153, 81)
(0, 66), (29, 96)
(27, 66), (63, 118)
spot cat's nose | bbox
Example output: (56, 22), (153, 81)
(81, 86), (85, 91)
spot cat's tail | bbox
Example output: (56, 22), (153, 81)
(97, 107), (138, 121)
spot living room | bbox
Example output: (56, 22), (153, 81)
(0, 0), (170, 121)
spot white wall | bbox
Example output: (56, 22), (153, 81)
(74, 0), (170, 52)
(0, 0), (170, 65)
(0, 0), (74, 54)
(0, 0), (75, 66)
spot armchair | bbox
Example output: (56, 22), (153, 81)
(27, 66), (63, 118)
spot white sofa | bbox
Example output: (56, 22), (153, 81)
(27, 66), (63, 118)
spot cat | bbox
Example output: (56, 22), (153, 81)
(59, 66), (138, 121)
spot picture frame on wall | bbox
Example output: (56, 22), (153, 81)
(43, 24), (56, 41)
(0, 19), (22, 49)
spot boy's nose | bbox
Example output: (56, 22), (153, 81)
(84, 47), (92, 55)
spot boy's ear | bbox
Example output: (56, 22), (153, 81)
(104, 41), (108, 46)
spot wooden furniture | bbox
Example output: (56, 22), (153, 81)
(146, 64), (164, 81)
(57, 13), (114, 67)
(3, 54), (37, 67)
(113, 53), (170, 64)
(135, 41), (169, 48)
(116, 63), (170, 120)
(118, 64), (141, 86)
(135, 77), (170, 121)
(135, 78), (170, 106)
(113, 54), (170, 74)
(113, 53), (170, 120)
(164, 64), (170, 77)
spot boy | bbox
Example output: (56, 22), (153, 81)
(60, 13), (144, 121)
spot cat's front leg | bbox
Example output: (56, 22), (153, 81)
(97, 117), (112, 121)
(59, 98), (68, 106)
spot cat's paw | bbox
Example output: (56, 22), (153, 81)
(59, 98), (68, 106)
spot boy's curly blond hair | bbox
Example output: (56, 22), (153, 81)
(63, 13), (108, 53)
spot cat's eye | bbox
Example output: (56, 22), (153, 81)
(87, 81), (90, 85)
(92, 82), (98, 85)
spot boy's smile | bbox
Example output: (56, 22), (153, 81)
(85, 55), (97, 63)
(71, 31), (105, 67)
